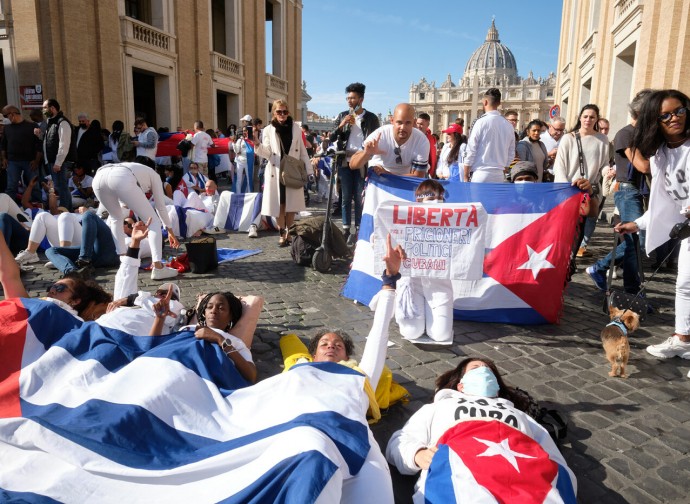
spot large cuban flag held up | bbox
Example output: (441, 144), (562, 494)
(0, 298), (378, 503)
(343, 174), (582, 324)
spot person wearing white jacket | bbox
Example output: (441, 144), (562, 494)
(92, 159), (180, 280)
(254, 99), (312, 247)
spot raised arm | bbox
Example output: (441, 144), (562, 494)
(358, 233), (406, 390)
(0, 233), (28, 298)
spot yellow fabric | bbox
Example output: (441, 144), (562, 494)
(279, 334), (409, 424)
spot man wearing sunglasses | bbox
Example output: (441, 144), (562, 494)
(350, 103), (429, 178)
(540, 116), (566, 165)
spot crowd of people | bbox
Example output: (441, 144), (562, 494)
(0, 82), (688, 501)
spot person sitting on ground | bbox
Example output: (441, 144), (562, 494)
(68, 164), (95, 208)
(45, 208), (120, 279)
(0, 232), (112, 321)
(394, 180), (454, 345)
(183, 162), (207, 195)
(386, 357), (577, 503)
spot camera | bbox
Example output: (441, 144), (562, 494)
(670, 219), (690, 241)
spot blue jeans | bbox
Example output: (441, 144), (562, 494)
(339, 164), (364, 229)
(6, 160), (41, 202)
(47, 162), (72, 212)
(46, 212), (118, 274)
(594, 186), (644, 293)
(580, 216), (597, 248)
(0, 212), (30, 255)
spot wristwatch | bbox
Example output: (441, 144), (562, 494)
(220, 338), (235, 355)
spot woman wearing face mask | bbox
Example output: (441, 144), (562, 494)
(395, 180), (454, 345)
(516, 119), (549, 181)
(386, 357), (577, 502)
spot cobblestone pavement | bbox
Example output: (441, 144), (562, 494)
(13, 192), (690, 504)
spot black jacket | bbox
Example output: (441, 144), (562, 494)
(329, 110), (380, 153)
(44, 112), (77, 165)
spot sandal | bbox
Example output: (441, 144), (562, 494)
(278, 228), (289, 247)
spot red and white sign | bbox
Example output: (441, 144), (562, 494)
(549, 105), (561, 119)
(19, 85), (43, 110)
(374, 201), (487, 280)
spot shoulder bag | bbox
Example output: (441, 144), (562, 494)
(574, 132), (600, 218)
(278, 134), (308, 189)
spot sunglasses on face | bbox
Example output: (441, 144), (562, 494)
(48, 282), (72, 294)
(154, 289), (179, 301)
(124, 221), (134, 229)
(658, 107), (687, 124)
(275, 110), (288, 116)
(394, 146), (402, 165)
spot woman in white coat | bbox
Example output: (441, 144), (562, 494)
(254, 99), (312, 246)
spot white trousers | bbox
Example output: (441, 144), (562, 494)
(676, 238), (690, 334)
(0, 193), (26, 223)
(29, 212), (82, 247)
(93, 165), (164, 262)
(235, 159), (247, 193)
(471, 169), (506, 183)
(395, 277), (454, 344)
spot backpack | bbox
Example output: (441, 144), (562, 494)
(290, 235), (317, 266)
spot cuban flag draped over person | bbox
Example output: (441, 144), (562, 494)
(423, 420), (577, 503)
(343, 173), (582, 324)
(213, 191), (264, 232)
(0, 298), (377, 503)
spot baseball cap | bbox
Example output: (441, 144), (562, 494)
(158, 282), (181, 301)
(442, 123), (463, 135)
(241, 114), (253, 122)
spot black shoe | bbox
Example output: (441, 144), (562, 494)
(331, 207), (342, 217)
(74, 258), (92, 269)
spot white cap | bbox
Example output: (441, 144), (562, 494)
(158, 282), (181, 301)
(241, 114), (252, 122)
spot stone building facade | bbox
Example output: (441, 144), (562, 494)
(409, 20), (556, 134)
(556, 0), (690, 133)
(0, 0), (303, 132)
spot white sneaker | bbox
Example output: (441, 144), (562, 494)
(151, 266), (179, 280)
(202, 226), (224, 235)
(248, 224), (258, 238)
(646, 336), (690, 359)
(44, 261), (56, 269)
(15, 249), (39, 264)
(612, 267), (623, 279)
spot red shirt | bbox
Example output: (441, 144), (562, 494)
(425, 129), (438, 178)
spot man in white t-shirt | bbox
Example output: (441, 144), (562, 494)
(463, 88), (515, 183)
(540, 116), (566, 165)
(191, 120), (214, 176)
(350, 103), (429, 178)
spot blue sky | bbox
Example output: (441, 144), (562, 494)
(302, 0), (563, 118)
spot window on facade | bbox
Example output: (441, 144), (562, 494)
(125, 0), (151, 25)
(419, 92), (425, 100)
(547, 89), (554, 98)
(212, 0), (237, 58)
(265, 0), (283, 77)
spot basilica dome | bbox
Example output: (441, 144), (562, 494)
(463, 20), (518, 81)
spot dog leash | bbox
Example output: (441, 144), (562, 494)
(610, 231), (683, 318)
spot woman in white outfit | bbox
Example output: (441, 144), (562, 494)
(254, 99), (312, 246)
(92, 159), (179, 280)
(233, 126), (253, 193)
(617, 89), (690, 359)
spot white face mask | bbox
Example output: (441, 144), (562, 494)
(514, 180), (535, 184)
(424, 198), (443, 204)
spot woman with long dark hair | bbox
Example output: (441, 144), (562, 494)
(516, 119), (549, 181)
(386, 357), (576, 502)
(618, 89), (690, 359)
(436, 124), (465, 181)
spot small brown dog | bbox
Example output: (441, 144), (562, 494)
(601, 307), (640, 378)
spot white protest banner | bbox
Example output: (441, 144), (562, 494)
(373, 201), (487, 280)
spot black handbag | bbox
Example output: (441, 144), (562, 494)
(602, 231), (647, 320)
(186, 236), (218, 274)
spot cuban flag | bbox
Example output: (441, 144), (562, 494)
(214, 191), (263, 232)
(156, 133), (232, 157)
(0, 298), (378, 502)
(344, 174), (582, 324)
(424, 420), (576, 503)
